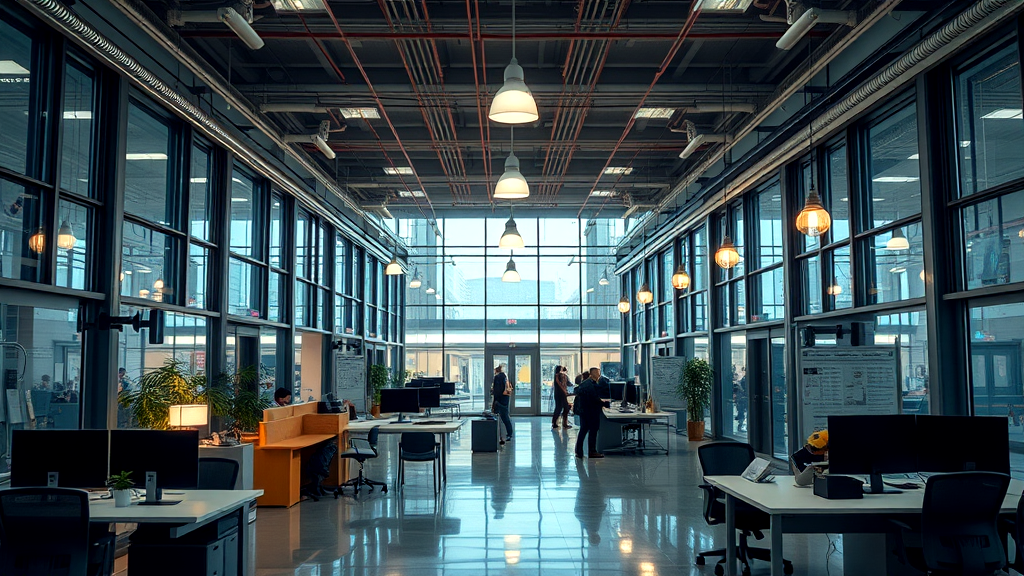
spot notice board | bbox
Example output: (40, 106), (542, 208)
(799, 346), (900, 441)
(334, 354), (367, 414)
(651, 356), (688, 409)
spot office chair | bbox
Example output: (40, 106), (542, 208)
(893, 471), (1010, 576)
(397, 431), (442, 494)
(336, 426), (388, 497)
(696, 442), (793, 576)
(198, 457), (240, 490)
(30, 390), (51, 427)
(0, 487), (114, 576)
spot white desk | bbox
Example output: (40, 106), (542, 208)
(348, 418), (464, 482)
(599, 408), (673, 454)
(705, 476), (1024, 576)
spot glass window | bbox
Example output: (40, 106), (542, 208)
(188, 145), (211, 241)
(721, 333), (748, 441)
(829, 245), (853, 310)
(55, 200), (89, 290)
(970, 303), (1023, 438)
(334, 234), (346, 290)
(755, 183), (783, 269)
(732, 279), (746, 325)
(124, 104), (173, 226)
(270, 194), (283, 269)
(60, 62), (96, 198)
(121, 224), (176, 303)
(187, 243), (208, 308)
(229, 171), (255, 257)
(228, 257), (260, 316)
(770, 336), (788, 459)
(693, 226), (707, 291)
(0, 179), (44, 283)
(751, 267), (784, 322)
(296, 210), (309, 280)
(863, 222), (925, 305)
(447, 254), (486, 305)
(828, 143), (850, 242)
(0, 19), (36, 177)
(693, 292), (707, 331)
(802, 254), (822, 315)
(800, 160), (817, 253)
(955, 43), (1024, 197)
(295, 280), (308, 327)
(876, 309), (930, 415)
(864, 104), (922, 229)
(538, 218), (578, 247)
(962, 188), (1024, 289)
(268, 271), (283, 323)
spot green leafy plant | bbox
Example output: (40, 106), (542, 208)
(677, 358), (713, 423)
(389, 369), (411, 389)
(369, 364), (389, 406)
(118, 359), (230, 429)
(105, 470), (134, 491)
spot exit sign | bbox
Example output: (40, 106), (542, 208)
(506, 319), (517, 325)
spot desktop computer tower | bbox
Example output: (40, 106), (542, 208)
(129, 512), (241, 576)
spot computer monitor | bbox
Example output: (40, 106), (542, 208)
(828, 414), (918, 494)
(380, 388), (420, 423)
(419, 386), (441, 410)
(917, 415), (1009, 474)
(109, 430), (199, 505)
(609, 383), (625, 401)
(11, 430), (110, 489)
(410, 377), (444, 388)
(624, 383), (640, 406)
(440, 381), (457, 395)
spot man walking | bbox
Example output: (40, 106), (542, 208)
(574, 367), (610, 458)
(492, 364), (514, 444)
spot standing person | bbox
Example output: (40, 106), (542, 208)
(551, 365), (573, 430)
(574, 367), (610, 459)
(492, 365), (513, 444)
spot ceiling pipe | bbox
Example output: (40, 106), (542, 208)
(677, 103), (757, 114)
(259, 102), (330, 113)
(466, 0), (492, 201)
(179, 30), (826, 41)
(283, 121), (336, 160)
(170, 5), (264, 50)
(776, 3), (857, 50)
(678, 133), (727, 159)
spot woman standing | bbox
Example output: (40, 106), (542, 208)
(551, 366), (573, 429)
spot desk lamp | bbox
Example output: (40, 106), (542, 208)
(169, 404), (208, 430)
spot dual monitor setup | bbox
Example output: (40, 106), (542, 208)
(11, 429), (200, 505)
(827, 414), (1009, 494)
(380, 377), (456, 422)
(609, 381), (640, 409)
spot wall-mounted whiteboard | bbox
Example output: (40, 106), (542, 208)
(651, 356), (688, 409)
(798, 346), (900, 441)
(334, 354), (367, 414)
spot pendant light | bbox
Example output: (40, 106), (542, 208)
(57, 219), (77, 250)
(599, 275), (610, 286)
(385, 255), (403, 275)
(28, 227), (45, 254)
(618, 295), (631, 314)
(671, 264), (690, 290)
(796, 100), (831, 237)
(488, 0), (538, 125)
(886, 228), (910, 251)
(425, 285), (436, 295)
(715, 235), (741, 269)
(635, 218), (653, 305)
(498, 204), (525, 249)
(502, 253), (521, 283)
(494, 127), (530, 199)
(409, 269), (422, 289)
(826, 279), (842, 296)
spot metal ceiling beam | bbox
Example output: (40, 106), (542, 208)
(179, 30), (816, 41)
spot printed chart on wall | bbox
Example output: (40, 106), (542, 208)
(651, 356), (688, 409)
(799, 346), (899, 440)
(334, 354), (367, 414)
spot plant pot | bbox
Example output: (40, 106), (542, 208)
(370, 405), (381, 418)
(239, 432), (259, 444)
(111, 489), (132, 507)
(686, 420), (705, 441)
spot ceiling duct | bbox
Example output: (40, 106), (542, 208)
(168, 1), (264, 50)
(678, 121), (728, 159)
(363, 205), (394, 220)
(776, 2), (857, 50)
(259, 103), (330, 113)
(283, 120), (336, 159)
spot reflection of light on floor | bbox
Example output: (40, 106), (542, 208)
(618, 537), (633, 554)
(640, 561), (657, 575)
(505, 534), (522, 564)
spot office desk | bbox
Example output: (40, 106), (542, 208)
(597, 408), (672, 454)
(348, 418), (464, 482)
(90, 489), (262, 576)
(705, 476), (1024, 576)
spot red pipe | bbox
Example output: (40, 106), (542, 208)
(474, 0), (492, 203)
(465, 0), (491, 200)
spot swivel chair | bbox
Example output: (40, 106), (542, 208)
(696, 442), (793, 576)
(336, 426), (388, 497)
(198, 457), (240, 490)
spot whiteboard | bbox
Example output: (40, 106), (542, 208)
(651, 356), (688, 409)
(334, 355), (367, 414)
(798, 346), (900, 441)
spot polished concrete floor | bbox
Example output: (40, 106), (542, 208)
(253, 417), (845, 576)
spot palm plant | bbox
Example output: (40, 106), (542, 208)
(118, 359), (230, 430)
(226, 365), (271, 435)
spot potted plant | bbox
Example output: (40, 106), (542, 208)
(106, 470), (134, 507)
(677, 358), (713, 441)
(369, 364), (389, 417)
(118, 359), (230, 430)
(224, 366), (271, 441)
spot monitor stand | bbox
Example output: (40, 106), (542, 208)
(395, 412), (412, 423)
(47, 472), (59, 487)
(138, 471), (181, 506)
(865, 472), (903, 495)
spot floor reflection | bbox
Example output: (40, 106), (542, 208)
(253, 417), (843, 576)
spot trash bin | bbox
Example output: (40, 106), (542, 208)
(472, 418), (499, 452)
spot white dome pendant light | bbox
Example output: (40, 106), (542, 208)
(498, 204), (526, 249)
(488, 0), (538, 124)
(494, 127), (530, 199)
(502, 253), (521, 283)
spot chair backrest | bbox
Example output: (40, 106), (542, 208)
(0, 487), (91, 576)
(399, 432), (437, 456)
(921, 471), (1010, 575)
(697, 442), (756, 477)
(30, 390), (51, 416)
(367, 425), (380, 448)
(198, 457), (240, 490)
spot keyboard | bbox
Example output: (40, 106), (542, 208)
(413, 420), (447, 425)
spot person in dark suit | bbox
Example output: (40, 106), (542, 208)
(574, 367), (610, 459)
(491, 365), (513, 443)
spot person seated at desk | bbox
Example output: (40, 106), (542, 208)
(790, 429), (828, 486)
(274, 387), (292, 407)
(574, 367), (611, 459)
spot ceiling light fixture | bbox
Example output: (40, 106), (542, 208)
(776, 4), (857, 51)
(125, 153), (168, 161)
(796, 117), (831, 237)
(495, 127), (530, 199)
(872, 176), (920, 183)
(384, 166), (414, 175)
(0, 60), (30, 75)
(637, 282), (654, 305)
(425, 285), (436, 295)
(502, 254), (521, 283)
(591, 190), (616, 197)
(886, 228), (910, 251)
(697, 0), (755, 13)
(618, 295), (630, 314)
(599, 276), (610, 286)
(28, 227), (45, 254)
(270, 0), (327, 11)
(57, 220), (76, 250)
(981, 108), (1024, 120)
(339, 107), (381, 119)
(671, 264), (691, 290)
(409, 270), (422, 289)
(826, 280), (842, 296)
(170, 5), (264, 51)
(385, 255), (404, 275)
(603, 166), (634, 175)
(488, 0), (538, 124)
(498, 206), (526, 249)
(634, 107), (676, 119)
(715, 235), (741, 269)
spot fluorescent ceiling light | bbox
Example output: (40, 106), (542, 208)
(604, 167), (633, 175)
(339, 107), (380, 119)
(190, 177), (208, 184)
(271, 0), (326, 10)
(634, 107), (675, 119)
(695, 0), (754, 12)
(232, 177), (245, 185)
(384, 167), (414, 175)
(231, 198), (249, 203)
(0, 60), (30, 75)
(889, 266), (907, 274)
(398, 190), (426, 198)
(591, 190), (616, 197)
(126, 153), (168, 160)
(981, 108), (1023, 120)
(63, 111), (92, 120)
(960, 140), (971, 148)
(872, 176), (919, 183)
(907, 153), (920, 160)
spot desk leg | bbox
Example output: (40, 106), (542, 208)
(725, 494), (737, 576)
(440, 433), (447, 484)
(770, 514), (783, 576)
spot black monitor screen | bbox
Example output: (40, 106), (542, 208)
(419, 386), (441, 408)
(917, 416), (1009, 474)
(380, 388), (420, 414)
(109, 430), (199, 489)
(11, 430), (110, 488)
(609, 383), (625, 401)
(624, 383), (640, 405)
(440, 381), (457, 395)
(827, 414), (918, 475)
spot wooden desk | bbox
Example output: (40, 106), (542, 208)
(254, 405), (348, 507)
(348, 418), (464, 482)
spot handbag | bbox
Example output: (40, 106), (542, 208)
(503, 381), (512, 396)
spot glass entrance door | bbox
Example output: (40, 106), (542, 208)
(486, 347), (539, 415)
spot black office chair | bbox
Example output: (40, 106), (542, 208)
(398, 431), (441, 494)
(894, 471), (1010, 576)
(0, 487), (114, 576)
(198, 457), (240, 490)
(336, 426), (388, 497)
(696, 442), (793, 576)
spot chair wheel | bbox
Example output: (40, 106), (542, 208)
(784, 562), (794, 575)
(382, 486), (388, 493)
(714, 564), (724, 576)
(696, 556), (706, 565)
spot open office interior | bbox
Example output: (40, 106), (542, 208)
(2, 0), (1024, 575)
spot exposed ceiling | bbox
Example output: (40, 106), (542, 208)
(140, 0), (911, 219)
